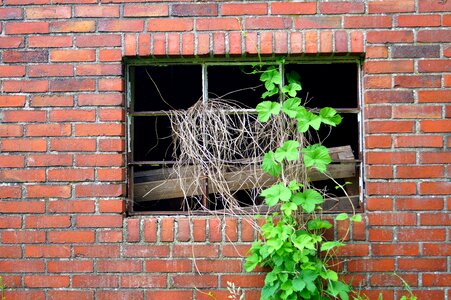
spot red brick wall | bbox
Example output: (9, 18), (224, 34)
(0, 1), (450, 299)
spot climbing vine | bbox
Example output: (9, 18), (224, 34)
(244, 58), (361, 300)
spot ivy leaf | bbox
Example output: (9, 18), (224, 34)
(260, 66), (282, 91)
(256, 101), (281, 122)
(261, 183), (292, 206)
(351, 214), (362, 222)
(302, 270), (319, 293)
(292, 189), (324, 213)
(275, 140), (300, 162)
(282, 82), (302, 97)
(288, 180), (302, 191)
(262, 151), (282, 177)
(307, 218), (332, 230)
(286, 71), (301, 84)
(281, 202), (297, 216)
(296, 107), (321, 133)
(267, 238), (283, 253)
(301, 144), (332, 173)
(320, 241), (345, 252)
(262, 88), (279, 99)
(244, 252), (260, 272)
(292, 276), (306, 292)
(293, 234), (315, 251)
(327, 280), (350, 300)
(319, 107), (342, 127)
(261, 282), (280, 300)
(336, 213), (349, 221)
(282, 97), (302, 118)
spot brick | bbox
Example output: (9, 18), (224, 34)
(48, 231), (95, 243)
(347, 259), (394, 272)
(344, 16), (391, 28)
(76, 215), (122, 228)
(0, 169), (45, 182)
(420, 182), (451, 195)
(367, 30), (413, 43)
(26, 185), (71, 198)
(5, 21), (49, 34)
(396, 198), (444, 211)
(369, 228), (393, 242)
(420, 213), (451, 226)
(120, 275), (166, 288)
(0, 156), (24, 168)
(392, 45), (440, 58)
(173, 245), (219, 258)
(0, 260), (45, 273)
(245, 17), (292, 30)
(367, 165), (393, 178)
(181, 33), (194, 56)
(196, 18), (240, 31)
(172, 4), (216, 16)
(418, 60), (451, 73)
(75, 124), (123, 136)
(365, 91), (413, 104)
(319, 31), (333, 53)
(74, 245), (120, 257)
(421, 120), (451, 133)
(99, 108), (124, 121)
(368, 0), (414, 13)
(50, 79), (96, 92)
(161, 218), (174, 242)
(423, 243), (451, 256)
(0, 124), (23, 137)
(419, 0), (451, 12)
(423, 274), (451, 287)
(394, 136), (443, 148)
(350, 31), (364, 53)
(147, 291), (193, 300)
(98, 260), (142, 272)
(195, 260), (242, 273)
(209, 218), (222, 242)
(27, 154), (72, 167)
(319, 2), (365, 14)
(418, 29), (451, 42)
(420, 152), (451, 164)
(99, 49), (122, 62)
(98, 200), (124, 213)
(222, 244), (252, 257)
(0, 201), (44, 213)
(2, 231), (45, 243)
(29, 36), (72, 48)
(367, 197), (393, 211)
(50, 137), (96, 151)
(0, 95), (26, 107)
(144, 219), (157, 242)
(73, 275), (118, 288)
(366, 46), (388, 59)
(76, 34), (121, 48)
(367, 182), (416, 195)
(48, 291), (94, 300)
(99, 78), (123, 91)
(394, 75), (441, 88)
(29, 64), (74, 77)
(97, 169), (125, 181)
(97, 139), (124, 152)
(245, 32), (258, 54)
(212, 32), (225, 55)
(220, 275), (265, 288)
(225, 218), (238, 242)
(25, 245), (70, 258)
(367, 120), (414, 133)
(145, 260), (191, 273)
(296, 16), (342, 29)
(0, 36), (24, 48)
(418, 90), (451, 103)
(75, 5), (119, 17)
(399, 258), (447, 271)
(77, 64), (122, 76)
(0, 65), (25, 77)
(3, 50), (48, 63)
(171, 275), (217, 288)
(222, 3), (267, 15)
(370, 274), (417, 287)
(123, 245), (169, 257)
(99, 20), (144, 32)
(25, 275), (69, 288)
(75, 184), (124, 197)
(0, 7), (23, 19)
(50, 20), (95, 33)
(365, 60), (413, 74)
(26, 124), (71, 137)
(50, 109), (96, 122)
(76, 154), (124, 167)
(28, 95), (63, 108)
(364, 105), (392, 118)
(0, 216), (21, 228)
(271, 2), (316, 14)
(397, 228), (445, 241)
(50, 49), (95, 62)
(3, 80), (48, 93)
(368, 213), (416, 226)
(397, 15), (441, 27)
(1, 139), (47, 152)
(48, 200), (94, 213)
(0, 246), (22, 258)
(48, 168), (94, 181)
(25, 6), (71, 19)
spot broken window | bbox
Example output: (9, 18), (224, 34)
(127, 60), (362, 214)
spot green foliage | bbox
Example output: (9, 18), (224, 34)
(0, 276), (5, 300)
(245, 61), (363, 300)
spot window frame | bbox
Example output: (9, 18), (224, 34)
(125, 58), (364, 216)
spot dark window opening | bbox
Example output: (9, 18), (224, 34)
(128, 61), (361, 214)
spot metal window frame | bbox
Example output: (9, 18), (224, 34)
(125, 58), (364, 216)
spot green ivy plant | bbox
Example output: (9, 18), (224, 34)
(244, 59), (361, 300)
